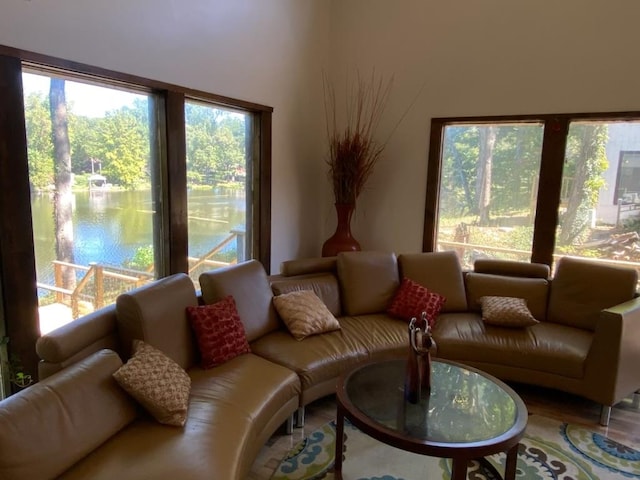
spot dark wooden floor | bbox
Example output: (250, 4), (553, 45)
(248, 382), (640, 479)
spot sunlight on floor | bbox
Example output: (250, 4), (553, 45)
(39, 303), (74, 335)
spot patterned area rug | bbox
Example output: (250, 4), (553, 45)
(271, 415), (640, 480)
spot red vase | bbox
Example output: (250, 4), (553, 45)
(321, 203), (361, 257)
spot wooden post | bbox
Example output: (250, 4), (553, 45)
(232, 227), (246, 263)
(0, 54), (40, 383)
(54, 262), (63, 303)
(616, 202), (622, 228)
(93, 263), (104, 309)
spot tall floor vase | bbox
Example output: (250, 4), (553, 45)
(322, 203), (361, 257)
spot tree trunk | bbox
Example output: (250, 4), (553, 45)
(558, 126), (596, 245)
(476, 126), (496, 225)
(49, 79), (76, 290)
(453, 149), (473, 215)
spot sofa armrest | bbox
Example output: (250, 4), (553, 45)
(0, 350), (137, 480)
(36, 304), (121, 379)
(584, 296), (640, 406)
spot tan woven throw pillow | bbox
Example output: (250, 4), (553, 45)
(113, 340), (191, 427)
(273, 290), (341, 340)
(479, 296), (539, 328)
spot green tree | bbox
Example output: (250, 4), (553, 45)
(441, 126), (479, 217)
(491, 126), (542, 215)
(98, 110), (149, 189)
(442, 124), (543, 222)
(558, 124), (608, 245)
(24, 92), (54, 190)
(211, 125), (245, 182)
(476, 126), (497, 225)
(69, 115), (104, 174)
(186, 105), (246, 185)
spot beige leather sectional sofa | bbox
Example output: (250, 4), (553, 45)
(1, 251), (639, 480)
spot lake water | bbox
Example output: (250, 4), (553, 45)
(31, 187), (246, 289)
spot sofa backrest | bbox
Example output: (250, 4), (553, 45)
(337, 251), (400, 316)
(465, 273), (550, 321)
(474, 259), (550, 279)
(0, 349), (137, 480)
(548, 256), (638, 331)
(398, 251), (468, 312)
(466, 259), (551, 321)
(199, 260), (280, 342)
(271, 273), (342, 317)
(116, 273), (198, 369)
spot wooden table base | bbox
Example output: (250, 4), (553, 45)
(333, 406), (520, 480)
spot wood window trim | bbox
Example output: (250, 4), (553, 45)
(424, 112), (640, 266)
(0, 54), (41, 391)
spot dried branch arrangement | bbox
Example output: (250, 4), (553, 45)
(324, 72), (394, 205)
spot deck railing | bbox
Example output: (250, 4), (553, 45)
(37, 229), (245, 319)
(37, 261), (153, 318)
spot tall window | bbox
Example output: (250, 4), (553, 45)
(23, 71), (159, 335)
(185, 101), (250, 286)
(554, 122), (640, 266)
(437, 123), (543, 267)
(0, 46), (272, 389)
(426, 115), (640, 277)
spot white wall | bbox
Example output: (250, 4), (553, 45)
(0, 0), (331, 272)
(328, 0), (640, 254)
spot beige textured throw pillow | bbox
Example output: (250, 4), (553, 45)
(479, 296), (539, 328)
(273, 290), (341, 340)
(113, 340), (191, 427)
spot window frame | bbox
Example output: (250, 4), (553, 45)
(615, 150), (640, 206)
(0, 45), (272, 385)
(424, 112), (640, 266)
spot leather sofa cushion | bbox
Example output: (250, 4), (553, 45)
(465, 272), (549, 321)
(398, 251), (468, 312)
(61, 398), (254, 480)
(271, 273), (342, 316)
(0, 350), (137, 480)
(250, 328), (368, 391)
(200, 260), (280, 342)
(189, 353), (300, 434)
(337, 251), (400, 315)
(61, 353), (300, 480)
(434, 313), (592, 379)
(116, 273), (198, 369)
(548, 256), (638, 331)
(339, 314), (407, 360)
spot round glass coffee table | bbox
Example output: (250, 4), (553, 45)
(334, 358), (528, 480)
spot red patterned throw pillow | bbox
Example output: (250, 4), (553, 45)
(387, 277), (446, 326)
(186, 295), (251, 369)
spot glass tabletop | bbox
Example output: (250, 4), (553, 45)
(343, 359), (522, 444)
